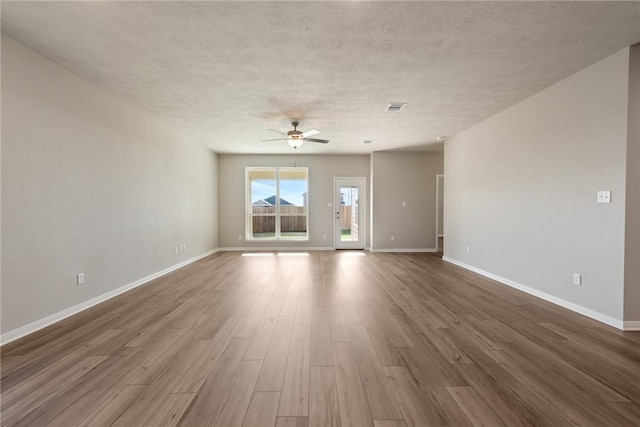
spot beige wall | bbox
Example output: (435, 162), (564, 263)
(371, 151), (443, 251)
(217, 154), (370, 248)
(1, 36), (218, 337)
(625, 45), (640, 323)
(444, 48), (631, 324)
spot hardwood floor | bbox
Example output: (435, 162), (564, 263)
(2, 251), (640, 426)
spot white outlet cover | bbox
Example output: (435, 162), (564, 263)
(573, 273), (582, 285)
(77, 273), (85, 285)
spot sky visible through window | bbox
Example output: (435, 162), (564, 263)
(252, 179), (306, 206)
(341, 187), (357, 205)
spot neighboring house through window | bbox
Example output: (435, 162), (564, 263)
(246, 167), (309, 240)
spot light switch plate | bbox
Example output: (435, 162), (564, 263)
(573, 273), (581, 286)
(597, 190), (611, 203)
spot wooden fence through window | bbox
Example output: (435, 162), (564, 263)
(251, 206), (353, 233)
(252, 206), (305, 233)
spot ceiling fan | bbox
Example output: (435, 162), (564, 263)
(262, 121), (329, 148)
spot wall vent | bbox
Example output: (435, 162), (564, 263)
(386, 103), (406, 112)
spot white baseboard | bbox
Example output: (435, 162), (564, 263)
(218, 246), (335, 252)
(623, 321), (640, 331)
(371, 248), (438, 253)
(442, 256), (628, 331)
(0, 249), (218, 346)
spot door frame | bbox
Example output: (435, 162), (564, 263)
(435, 174), (444, 252)
(333, 177), (366, 250)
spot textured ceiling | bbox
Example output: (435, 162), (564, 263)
(2, 1), (639, 154)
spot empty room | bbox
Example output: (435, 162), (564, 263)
(1, 2), (639, 426)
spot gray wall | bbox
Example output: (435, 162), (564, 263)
(444, 48), (631, 323)
(371, 151), (443, 251)
(218, 154), (370, 249)
(1, 36), (218, 336)
(625, 45), (640, 322)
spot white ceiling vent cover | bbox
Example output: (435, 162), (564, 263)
(386, 103), (407, 112)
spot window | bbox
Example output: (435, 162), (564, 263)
(246, 167), (308, 240)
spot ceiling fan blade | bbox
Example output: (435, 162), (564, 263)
(268, 129), (287, 136)
(301, 129), (319, 138)
(262, 138), (288, 141)
(303, 137), (329, 144)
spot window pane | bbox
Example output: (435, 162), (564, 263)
(341, 187), (359, 241)
(252, 216), (275, 238)
(249, 169), (276, 210)
(279, 168), (308, 210)
(280, 216), (307, 239)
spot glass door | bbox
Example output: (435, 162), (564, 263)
(334, 177), (366, 249)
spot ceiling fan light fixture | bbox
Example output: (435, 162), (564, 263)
(288, 138), (304, 149)
(262, 121), (328, 147)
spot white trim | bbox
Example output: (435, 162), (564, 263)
(246, 167), (310, 241)
(1, 249), (218, 346)
(219, 246), (334, 252)
(435, 174), (444, 252)
(442, 256), (626, 330)
(372, 248), (438, 253)
(333, 177), (367, 250)
(623, 321), (640, 331)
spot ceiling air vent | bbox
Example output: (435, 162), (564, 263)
(386, 102), (406, 112)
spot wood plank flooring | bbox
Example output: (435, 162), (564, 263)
(2, 251), (640, 426)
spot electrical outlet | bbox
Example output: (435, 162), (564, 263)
(391, 235), (395, 241)
(402, 201), (406, 207)
(573, 273), (582, 286)
(466, 246), (471, 254)
(238, 234), (243, 241)
(323, 234), (327, 240)
(77, 273), (85, 285)
(174, 246), (178, 254)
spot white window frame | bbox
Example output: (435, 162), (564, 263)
(245, 167), (309, 241)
